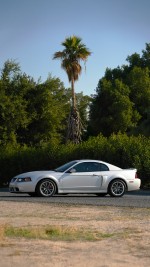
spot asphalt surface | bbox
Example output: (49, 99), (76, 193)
(0, 188), (150, 208)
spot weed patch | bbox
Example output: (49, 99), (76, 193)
(3, 225), (137, 242)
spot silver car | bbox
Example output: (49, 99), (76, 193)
(9, 159), (141, 197)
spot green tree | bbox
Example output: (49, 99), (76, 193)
(0, 60), (72, 146)
(0, 60), (30, 145)
(53, 35), (91, 143)
(128, 67), (150, 115)
(142, 43), (150, 68)
(89, 43), (150, 137)
(16, 75), (70, 146)
(89, 78), (140, 136)
(126, 53), (143, 68)
(128, 66), (150, 136)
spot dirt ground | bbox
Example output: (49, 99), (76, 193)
(0, 201), (150, 267)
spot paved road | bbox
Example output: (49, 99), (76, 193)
(0, 189), (150, 208)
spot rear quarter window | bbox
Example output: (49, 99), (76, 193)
(101, 163), (109, 171)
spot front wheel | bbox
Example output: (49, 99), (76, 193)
(108, 179), (126, 197)
(36, 179), (56, 197)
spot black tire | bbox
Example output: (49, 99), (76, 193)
(108, 179), (126, 197)
(96, 193), (107, 197)
(36, 179), (56, 197)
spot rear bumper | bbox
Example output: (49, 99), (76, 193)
(127, 178), (141, 191)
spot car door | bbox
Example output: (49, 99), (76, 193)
(60, 162), (103, 193)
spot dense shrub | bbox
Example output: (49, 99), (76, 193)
(0, 134), (149, 187)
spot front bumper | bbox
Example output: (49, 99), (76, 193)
(9, 182), (35, 193)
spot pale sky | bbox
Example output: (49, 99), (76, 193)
(0, 0), (150, 95)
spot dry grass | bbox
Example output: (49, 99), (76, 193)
(0, 201), (150, 267)
(0, 225), (5, 240)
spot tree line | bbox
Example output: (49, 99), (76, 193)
(89, 43), (150, 137)
(0, 60), (91, 147)
(0, 42), (150, 148)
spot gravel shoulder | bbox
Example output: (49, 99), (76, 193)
(0, 201), (150, 267)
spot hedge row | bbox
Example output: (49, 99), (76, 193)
(0, 133), (149, 187)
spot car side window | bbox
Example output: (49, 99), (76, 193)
(86, 163), (109, 172)
(70, 162), (109, 172)
(72, 163), (88, 172)
(100, 163), (109, 171)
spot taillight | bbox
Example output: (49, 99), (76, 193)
(135, 172), (138, 179)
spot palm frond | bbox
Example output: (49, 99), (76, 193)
(53, 51), (65, 60)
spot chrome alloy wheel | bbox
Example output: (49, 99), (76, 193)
(37, 179), (56, 197)
(109, 179), (126, 197)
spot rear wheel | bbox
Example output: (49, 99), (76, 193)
(108, 179), (126, 197)
(36, 179), (56, 197)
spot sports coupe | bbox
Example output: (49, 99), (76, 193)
(9, 159), (141, 197)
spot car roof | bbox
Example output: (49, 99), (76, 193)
(75, 159), (107, 164)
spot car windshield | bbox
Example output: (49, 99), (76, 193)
(55, 161), (78, 173)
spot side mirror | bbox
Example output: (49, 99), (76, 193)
(69, 168), (76, 173)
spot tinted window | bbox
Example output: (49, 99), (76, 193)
(100, 163), (109, 171)
(55, 161), (77, 172)
(72, 162), (90, 172)
(70, 162), (109, 172)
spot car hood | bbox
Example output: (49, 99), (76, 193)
(15, 170), (62, 179)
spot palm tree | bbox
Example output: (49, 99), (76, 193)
(53, 35), (91, 143)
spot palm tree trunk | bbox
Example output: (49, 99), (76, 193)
(66, 107), (82, 144)
(66, 77), (82, 143)
(71, 77), (76, 109)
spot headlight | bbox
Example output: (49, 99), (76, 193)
(17, 177), (32, 182)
